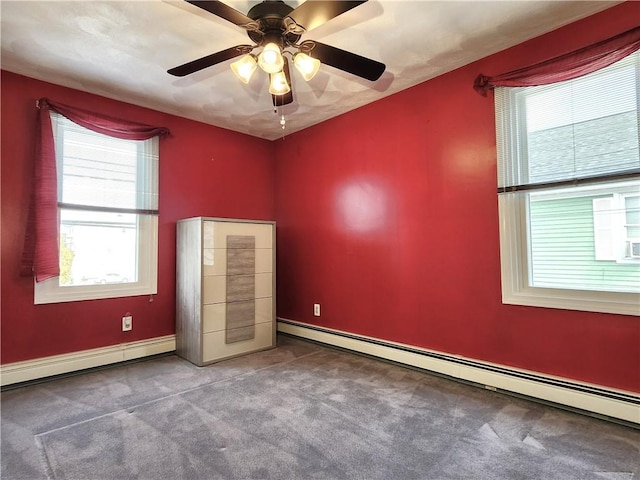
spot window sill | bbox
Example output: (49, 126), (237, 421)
(34, 278), (157, 304)
(501, 281), (640, 316)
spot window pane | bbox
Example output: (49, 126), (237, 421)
(528, 183), (640, 293)
(59, 209), (138, 286)
(625, 195), (640, 225)
(524, 57), (639, 184)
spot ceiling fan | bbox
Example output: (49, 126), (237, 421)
(168, 0), (386, 107)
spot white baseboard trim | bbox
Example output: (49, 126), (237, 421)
(277, 319), (639, 425)
(0, 335), (176, 387)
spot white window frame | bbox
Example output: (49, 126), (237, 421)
(592, 195), (619, 262)
(34, 115), (159, 305)
(593, 192), (640, 263)
(622, 193), (640, 260)
(496, 53), (640, 317)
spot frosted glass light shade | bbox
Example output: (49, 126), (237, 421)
(293, 52), (321, 81)
(258, 43), (284, 74)
(269, 71), (290, 95)
(230, 55), (257, 84)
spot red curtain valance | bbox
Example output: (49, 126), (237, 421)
(474, 26), (640, 96)
(21, 99), (170, 282)
(38, 99), (170, 139)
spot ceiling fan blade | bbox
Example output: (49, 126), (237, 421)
(187, 0), (256, 28)
(168, 45), (251, 77)
(307, 41), (385, 81)
(288, 1), (367, 33)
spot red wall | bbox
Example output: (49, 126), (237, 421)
(274, 2), (640, 392)
(1, 72), (275, 363)
(2, 3), (638, 393)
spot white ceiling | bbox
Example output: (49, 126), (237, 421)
(1, 1), (619, 140)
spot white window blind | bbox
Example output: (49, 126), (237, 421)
(52, 113), (159, 213)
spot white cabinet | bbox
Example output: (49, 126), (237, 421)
(176, 217), (275, 366)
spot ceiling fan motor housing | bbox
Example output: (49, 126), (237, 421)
(247, 0), (301, 47)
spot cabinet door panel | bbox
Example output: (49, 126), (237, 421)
(203, 221), (215, 248)
(226, 300), (255, 330)
(202, 303), (226, 333)
(203, 298), (272, 334)
(226, 247), (255, 275)
(226, 275), (255, 302)
(203, 275), (226, 304)
(202, 322), (273, 363)
(202, 248), (226, 276)
(255, 273), (272, 299)
(255, 248), (272, 273)
(212, 222), (273, 249)
(255, 297), (272, 325)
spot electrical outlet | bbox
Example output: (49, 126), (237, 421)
(122, 315), (132, 332)
(313, 304), (320, 316)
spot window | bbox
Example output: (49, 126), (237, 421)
(593, 192), (640, 262)
(34, 113), (159, 304)
(495, 51), (640, 315)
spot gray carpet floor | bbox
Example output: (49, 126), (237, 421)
(1, 335), (638, 479)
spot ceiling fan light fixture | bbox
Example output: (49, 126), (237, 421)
(293, 52), (321, 81)
(269, 70), (291, 95)
(258, 42), (284, 74)
(168, 0), (387, 108)
(230, 54), (258, 84)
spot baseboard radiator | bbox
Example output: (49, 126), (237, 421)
(0, 335), (176, 387)
(277, 318), (639, 426)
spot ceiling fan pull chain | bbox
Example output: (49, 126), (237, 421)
(273, 106), (286, 135)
